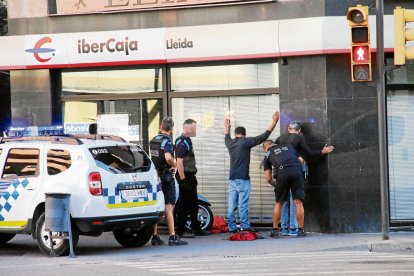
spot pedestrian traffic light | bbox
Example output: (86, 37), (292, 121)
(347, 5), (372, 82)
(394, 7), (414, 65)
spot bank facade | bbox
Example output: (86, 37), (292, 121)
(1, 0), (414, 233)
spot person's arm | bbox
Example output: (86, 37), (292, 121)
(296, 135), (334, 157)
(165, 152), (176, 168)
(264, 170), (275, 187)
(163, 140), (176, 168)
(176, 158), (185, 180)
(224, 119), (232, 147)
(245, 112), (280, 147)
(175, 142), (188, 180)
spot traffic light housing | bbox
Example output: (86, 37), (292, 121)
(394, 7), (414, 65)
(347, 5), (372, 82)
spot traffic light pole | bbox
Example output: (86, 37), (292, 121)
(375, 0), (390, 240)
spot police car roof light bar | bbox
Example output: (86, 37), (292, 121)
(72, 134), (127, 142)
(0, 136), (83, 145)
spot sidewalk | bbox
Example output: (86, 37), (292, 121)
(251, 227), (414, 253)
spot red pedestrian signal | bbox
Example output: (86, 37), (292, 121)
(352, 45), (370, 63)
(347, 5), (372, 82)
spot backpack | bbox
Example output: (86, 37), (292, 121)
(210, 216), (229, 234)
(228, 231), (260, 241)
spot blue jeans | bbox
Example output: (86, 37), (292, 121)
(281, 190), (298, 229)
(227, 179), (251, 231)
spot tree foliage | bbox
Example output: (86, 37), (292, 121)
(0, 0), (7, 36)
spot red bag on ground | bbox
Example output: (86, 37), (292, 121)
(210, 216), (229, 234)
(228, 231), (259, 241)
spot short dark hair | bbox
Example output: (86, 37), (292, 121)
(234, 126), (246, 136)
(89, 123), (97, 134)
(183, 118), (197, 125)
(161, 116), (174, 131)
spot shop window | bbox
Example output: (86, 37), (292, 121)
(63, 99), (162, 152)
(2, 148), (40, 178)
(47, 149), (72, 175)
(171, 63), (278, 92)
(62, 68), (163, 95)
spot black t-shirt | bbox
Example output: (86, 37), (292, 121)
(263, 144), (300, 171)
(275, 133), (321, 160)
(225, 130), (271, 180)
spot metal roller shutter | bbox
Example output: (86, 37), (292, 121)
(172, 94), (279, 223)
(388, 90), (414, 222)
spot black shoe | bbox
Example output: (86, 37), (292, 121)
(178, 231), (195, 238)
(194, 230), (211, 236)
(168, 235), (188, 246)
(228, 229), (239, 234)
(242, 227), (257, 233)
(151, 235), (165, 246)
(270, 228), (281, 238)
(297, 228), (307, 238)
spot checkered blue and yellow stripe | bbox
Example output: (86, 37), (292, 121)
(102, 182), (161, 209)
(0, 178), (29, 228)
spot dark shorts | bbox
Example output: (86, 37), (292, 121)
(274, 166), (305, 203)
(161, 178), (176, 205)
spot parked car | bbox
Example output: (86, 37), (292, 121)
(0, 134), (165, 256)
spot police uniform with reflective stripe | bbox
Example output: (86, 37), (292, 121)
(175, 135), (197, 175)
(263, 144), (305, 203)
(174, 134), (201, 234)
(149, 133), (176, 204)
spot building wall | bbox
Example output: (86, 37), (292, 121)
(7, 0), (325, 35)
(5, 0), (391, 232)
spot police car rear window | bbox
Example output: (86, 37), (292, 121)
(89, 145), (151, 174)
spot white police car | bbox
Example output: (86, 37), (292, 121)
(0, 135), (165, 256)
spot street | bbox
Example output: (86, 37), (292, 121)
(1, 231), (414, 275)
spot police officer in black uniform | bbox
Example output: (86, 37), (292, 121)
(150, 116), (187, 246)
(262, 140), (307, 238)
(175, 118), (209, 237)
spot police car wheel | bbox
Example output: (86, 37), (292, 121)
(0, 233), (15, 244)
(113, 225), (153, 248)
(184, 203), (214, 232)
(35, 212), (79, 256)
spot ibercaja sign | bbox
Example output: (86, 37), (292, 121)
(49, 0), (275, 15)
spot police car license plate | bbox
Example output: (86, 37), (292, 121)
(120, 189), (148, 201)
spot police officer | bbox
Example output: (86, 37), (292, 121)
(262, 140), (307, 238)
(275, 121), (334, 236)
(150, 116), (187, 246)
(175, 118), (209, 237)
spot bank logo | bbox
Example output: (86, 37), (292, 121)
(25, 37), (56, 63)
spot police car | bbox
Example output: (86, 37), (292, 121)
(0, 134), (165, 256)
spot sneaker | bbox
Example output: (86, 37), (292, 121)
(151, 235), (165, 246)
(242, 227), (257, 233)
(281, 228), (289, 236)
(270, 228), (281, 238)
(288, 228), (298, 236)
(297, 228), (307, 238)
(168, 235), (188, 246)
(178, 231), (195, 238)
(194, 230), (211, 236)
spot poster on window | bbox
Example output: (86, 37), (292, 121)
(97, 114), (129, 138)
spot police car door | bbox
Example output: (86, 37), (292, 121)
(0, 145), (44, 231)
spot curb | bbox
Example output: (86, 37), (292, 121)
(368, 239), (414, 252)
